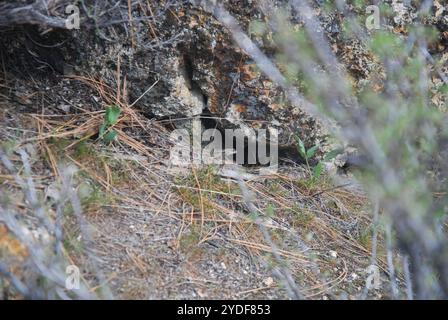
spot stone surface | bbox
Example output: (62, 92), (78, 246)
(1, 0), (446, 152)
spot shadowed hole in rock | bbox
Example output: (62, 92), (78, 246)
(0, 25), (76, 79)
(152, 109), (309, 167)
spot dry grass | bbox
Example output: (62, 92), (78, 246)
(0, 83), (393, 298)
(0, 33), (395, 299)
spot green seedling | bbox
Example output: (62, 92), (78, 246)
(99, 105), (120, 144)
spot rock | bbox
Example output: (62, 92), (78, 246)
(1, 1), (445, 154)
(61, 1), (328, 149)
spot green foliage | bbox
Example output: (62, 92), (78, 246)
(99, 105), (120, 144)
(324, 148), (343, 162)
(296, 136), (307, 160)
(313, 161), (323, 180)
(73, 140), (95, 160)
(0, 139), (17, 156)
(265, 203), (275, 218)
(306, 145), (318, 160)
(296, 136), (342, 182)
(369, 32), (405, 59)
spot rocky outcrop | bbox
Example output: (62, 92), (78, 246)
(1, 0), (446, 152)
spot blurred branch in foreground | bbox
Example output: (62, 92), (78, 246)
(197, 0), (448, 299)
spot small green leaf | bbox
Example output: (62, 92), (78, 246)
(434, 209), (447, 219)
(324, 148), (343, 161)
(306, 145), (318, 160)
(296, 136), (306, 159)
(439, 84), (448, 94)
(313, 161), (323, 180)
(248, 212), (258, 222)
(1, 139), (17, 156)
(102, 130), (117, 144)
(99, 123), (107, 138)
(105, 105), (120, 125)
(266, 204), (275, 217)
